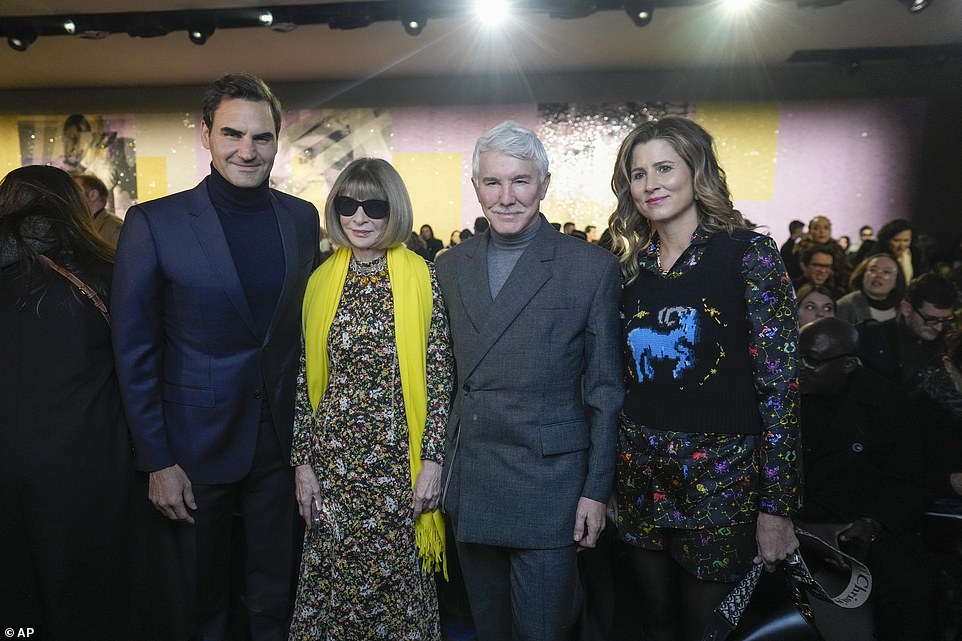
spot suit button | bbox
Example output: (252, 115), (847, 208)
(463, 383), (471, 392)
(253, 389), (264, 399)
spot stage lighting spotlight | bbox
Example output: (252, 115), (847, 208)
(188, 25), (214, 45)
(63, 19), (76, 34)
(624, 1), (654, 27)
(258, 10), (274, 26)
(902, 0), (929, 12)
(400, 0), (426, 35)
(8, 33), (36, 51)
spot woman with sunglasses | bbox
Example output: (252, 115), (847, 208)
(608, 117), (801, 641)
(289, 158), (454, 640)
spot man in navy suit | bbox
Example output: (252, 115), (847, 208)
(113, 73), (319, 641)
(436, 121), (622, 641)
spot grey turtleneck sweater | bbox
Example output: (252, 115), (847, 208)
(487, 219), (540, 300)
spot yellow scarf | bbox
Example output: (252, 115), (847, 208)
(302, 245), (447, 577)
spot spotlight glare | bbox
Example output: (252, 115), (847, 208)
(258, 10), (274, 26)
(723, 0), (761, 12)
(475, 0), (510, 26)
(907, 0), (929, 12)
(63, 19), (76, 34)
(624, 2), (654, 27)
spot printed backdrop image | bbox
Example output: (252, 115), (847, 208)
(18, 113), (138, 215)
(0, 98), (925, 247)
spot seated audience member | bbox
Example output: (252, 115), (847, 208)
(915, 335), (962, 499)
(585, 224), (599, 243)
(472, 215), (488, 235)
(796, 282), (836, 327)
(563, 221), (576, 234)
(419, 224), (444, 261)
(797, 317), (936, 641)
(856, 218), (929, 281)
(570, 229), (588, 241)
(448, 229), (462, 248)
(780, 219), (805, 279)
(848, 224), (874, 260)
(794, 215), (851, 290)
(794, 244), (842, 299)
(837, 234), (850, 253)
(858, 273), (959, 388)
(459, 228), (473, 242)
(74, 173), (124, 247)
(836, 253), (906, 326)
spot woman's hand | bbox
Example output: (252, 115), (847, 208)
(412, 460), (442, 518)
(754, 512), (800, 571)
(294, 464), (322, 529)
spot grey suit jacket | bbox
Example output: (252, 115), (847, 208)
(436, 215), (623, 549)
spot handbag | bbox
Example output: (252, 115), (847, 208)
(701, 528), (873, 641)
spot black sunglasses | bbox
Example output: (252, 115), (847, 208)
(333, 196), (390, 220)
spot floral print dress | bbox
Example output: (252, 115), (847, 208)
(290, 256), (454, 641)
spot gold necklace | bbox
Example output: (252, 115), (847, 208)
(654, 237), (671, 276)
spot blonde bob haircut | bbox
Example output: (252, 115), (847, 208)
(325, 158), (413, 251)
(607, 116), (753, 285)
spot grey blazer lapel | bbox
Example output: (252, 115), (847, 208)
(455, 235), (494, 335)
(461, 218), (555, 378)
(188, 187), (258, 337)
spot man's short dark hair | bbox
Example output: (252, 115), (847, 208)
(905, 273), (958, 310)
(74, 174), (108, 200)
(789, 220), (804, 233)
(800, 244), (834, 266)
(202, 73), (282, 134)
(473, 216), (489, 234)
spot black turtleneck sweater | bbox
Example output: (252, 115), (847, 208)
(206, 166), (284, 339)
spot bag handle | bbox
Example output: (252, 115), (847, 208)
(38, 255), (111, 325)
(701, 527), (873, 641)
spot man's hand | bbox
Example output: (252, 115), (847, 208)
(148, 464), (196, 525)
(412, 460), (442, 518)
(754, 512), (799, 571)
(573, 496), (606, 548)
(294, 464), (322, 529)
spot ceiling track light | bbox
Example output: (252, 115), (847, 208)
(7, 32), (36, 51)
(902, 0), (930, 12)
(399, 0), (426, 35)
(187, 25), (214, 45)
(623, 1), (654, 27)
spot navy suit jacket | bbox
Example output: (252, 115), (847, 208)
(436, 216), (623, 549)
(112, 180), (319, 484)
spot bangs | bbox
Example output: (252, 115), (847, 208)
(337, 171), (385, 201)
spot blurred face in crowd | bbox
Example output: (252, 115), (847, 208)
(802, 251), (834, 286)
(900, 299), (955, 342)
(808, 217), (832, 244)
(888, 230), (912, 257)
(202, 98), (277, 189)
(860, 227), (874, 241)
(862, 255), (899, 300)
(798, 323), (858, 396)
(798, 291), (835, 327)
(474, 151), (550, 236)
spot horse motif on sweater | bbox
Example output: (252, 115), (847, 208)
(627, 306), (701, 382)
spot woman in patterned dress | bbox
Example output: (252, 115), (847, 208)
(290, 158), (454, 640)
(607, 117), (802, 641)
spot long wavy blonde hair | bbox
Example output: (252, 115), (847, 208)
(607, 116), (753, 285)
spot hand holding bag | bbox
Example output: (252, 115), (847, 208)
(701, 528), (873, 641)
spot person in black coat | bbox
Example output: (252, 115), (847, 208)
(796, 317), (937, 641)
(0, 166), (188, 640)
